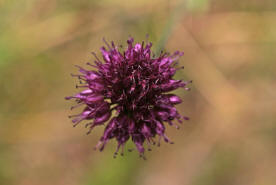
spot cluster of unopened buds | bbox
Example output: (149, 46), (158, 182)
(66, 37), (191, 159)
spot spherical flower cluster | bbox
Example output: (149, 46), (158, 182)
(66, 37), (191, 158)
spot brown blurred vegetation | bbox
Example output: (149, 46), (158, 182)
(0, 0), (276, 185)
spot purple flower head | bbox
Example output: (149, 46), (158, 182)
(66, 37), (191, 158)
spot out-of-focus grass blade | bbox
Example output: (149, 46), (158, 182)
(155, 0), (210, 54)
(155, 1), (187, 54)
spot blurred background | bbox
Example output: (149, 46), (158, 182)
(0, 0), (276, 185)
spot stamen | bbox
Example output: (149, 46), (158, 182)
(71, 73), (84, 78)
(74, 65), (88, 74)
(103, 38), (112, 50)
(91, 52), (101, 62)
(120, 144), (125, 156)
(157, 136), (161, 147)
(86, 62), (98, 68)
(76, 85), (88, 88)
(72, 117), (84, 127)
(176, 66), (184, 70)
(94, 140), (103, 151)
(139, 154), (147, 160)
(68, 113), (81, 118)
(70, 103), (84, 110)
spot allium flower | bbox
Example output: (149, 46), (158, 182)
(66, 37), (191, 158)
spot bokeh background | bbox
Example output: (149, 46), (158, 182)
(1, 0), (276, 185)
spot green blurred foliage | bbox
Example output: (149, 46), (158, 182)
(1, 0), (276, 185)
